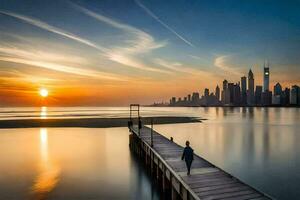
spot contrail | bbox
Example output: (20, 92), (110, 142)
(0, 10), (108, 52)
(135, 0), (194, 47)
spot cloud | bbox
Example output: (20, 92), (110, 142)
(135, 0), (194, 47)
(107, 53), (170, 74)
(71, 3), (166, 54)
(155, 58), (213, 76)
(0, 46), (87, 65)
(1, 9), (166, 74)
(71, 3), (168, 73)
(0, 56), (125, 80)
(188, 55), (205, 60)
(0, 44), (126, 80)
(214, 55), (243, 76)
(0, 10), (107, 52)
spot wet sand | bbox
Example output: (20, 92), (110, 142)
(0, 116), (202, 129)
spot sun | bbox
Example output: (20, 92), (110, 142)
(39, 88), (49, 97)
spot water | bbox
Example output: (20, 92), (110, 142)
(153, 107), (300, 200)
(0, 128), (161, 200)
(0, 107), (300, 199)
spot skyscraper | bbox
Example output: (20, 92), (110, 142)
(215, 85), (220, 101)
(255, 85), (262, 105)
(282, 88), (290, 105)
(247, 69), (255, 105)
(290, 85), (300, 105)
(274, 83), (282, 96)
(228, 83), (234, 104)
(233, 83), (241, 105)
(263, 62), (270, 92)
(221, 79), (228, 104)
(241, 76), (247, 105)
(204, 88), (209, 97)
(272, 83), (282, 105)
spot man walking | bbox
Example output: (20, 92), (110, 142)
(181, 141), (194, 175)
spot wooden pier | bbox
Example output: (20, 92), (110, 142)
(128, 124), (273, 200)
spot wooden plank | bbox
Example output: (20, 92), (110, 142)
(219, 193), (262, 200)
(197, 185), (252, 197)
(246, 197), (271, 200)
(189, 179), (239, 189)
(193, 182), (244, 193)
(201, 190), (256, 200)
(188, 176), (235, 186)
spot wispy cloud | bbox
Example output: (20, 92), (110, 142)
(0, 10), (107, 52)
(155, 58), (213, 76)
(135, 0), (194, 47)
(0, 56), (124, 80)
(214, 55), (243, 76)
(0, 44), (127, 80)
(108, 54), (170, 74)
(71, 3), (166, 54)
(188, 55), (207, 61)
(71, 3), (168, 73)
(0, 9), (167, 74)
(0, 46), (87, 65)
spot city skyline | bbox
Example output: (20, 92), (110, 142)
(0, 0), (300, 106)
(166, 63), (300, 107)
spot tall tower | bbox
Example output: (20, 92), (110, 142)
(221, 80), (228, 104)
(247, 69), (255, 105)
(215, 85), (220, 101)
(263, 61), (270, 92)
(241, 76), (247, 105)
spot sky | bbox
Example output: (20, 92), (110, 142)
(0, 0), (299, 106)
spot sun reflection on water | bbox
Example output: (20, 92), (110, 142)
(30, 128), (60, 200)
(40, 107), (47, 119)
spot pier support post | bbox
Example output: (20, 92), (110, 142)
(171, 186), (179, 200)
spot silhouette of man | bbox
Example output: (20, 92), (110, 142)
(181, 141), (194, 175)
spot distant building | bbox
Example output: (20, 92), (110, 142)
(261, 91), (272, 106)
(273, 83), (282, 96)
(263, 63), (270, 92)
(282, 88), (290, 105)
(255, 86), (262, 105)
(215, 85), (220, 101)
(228, 83), (234, 105)
(187, 94), (191, 102)
(221, 80), (228, 104)
(247, 69), (255, 105)
(241, 76), (247, 105)
(272, 95), (281, 105)
(223, 79), (228, 91)
(170, 97), (176, 105)
(273, 83), (282, 105)
(204, 88), (209, 97)
(192, 92), (200, 103)
(290, 85), (300, 105)
(233, 83), (241, 105)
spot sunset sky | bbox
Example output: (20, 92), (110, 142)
(0, 0), (299, 106)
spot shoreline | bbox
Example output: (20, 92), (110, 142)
(0, 116), (202, 129)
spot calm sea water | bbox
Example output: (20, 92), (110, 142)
(0, 107), (300, 199)
(0, 127), (161, 200)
